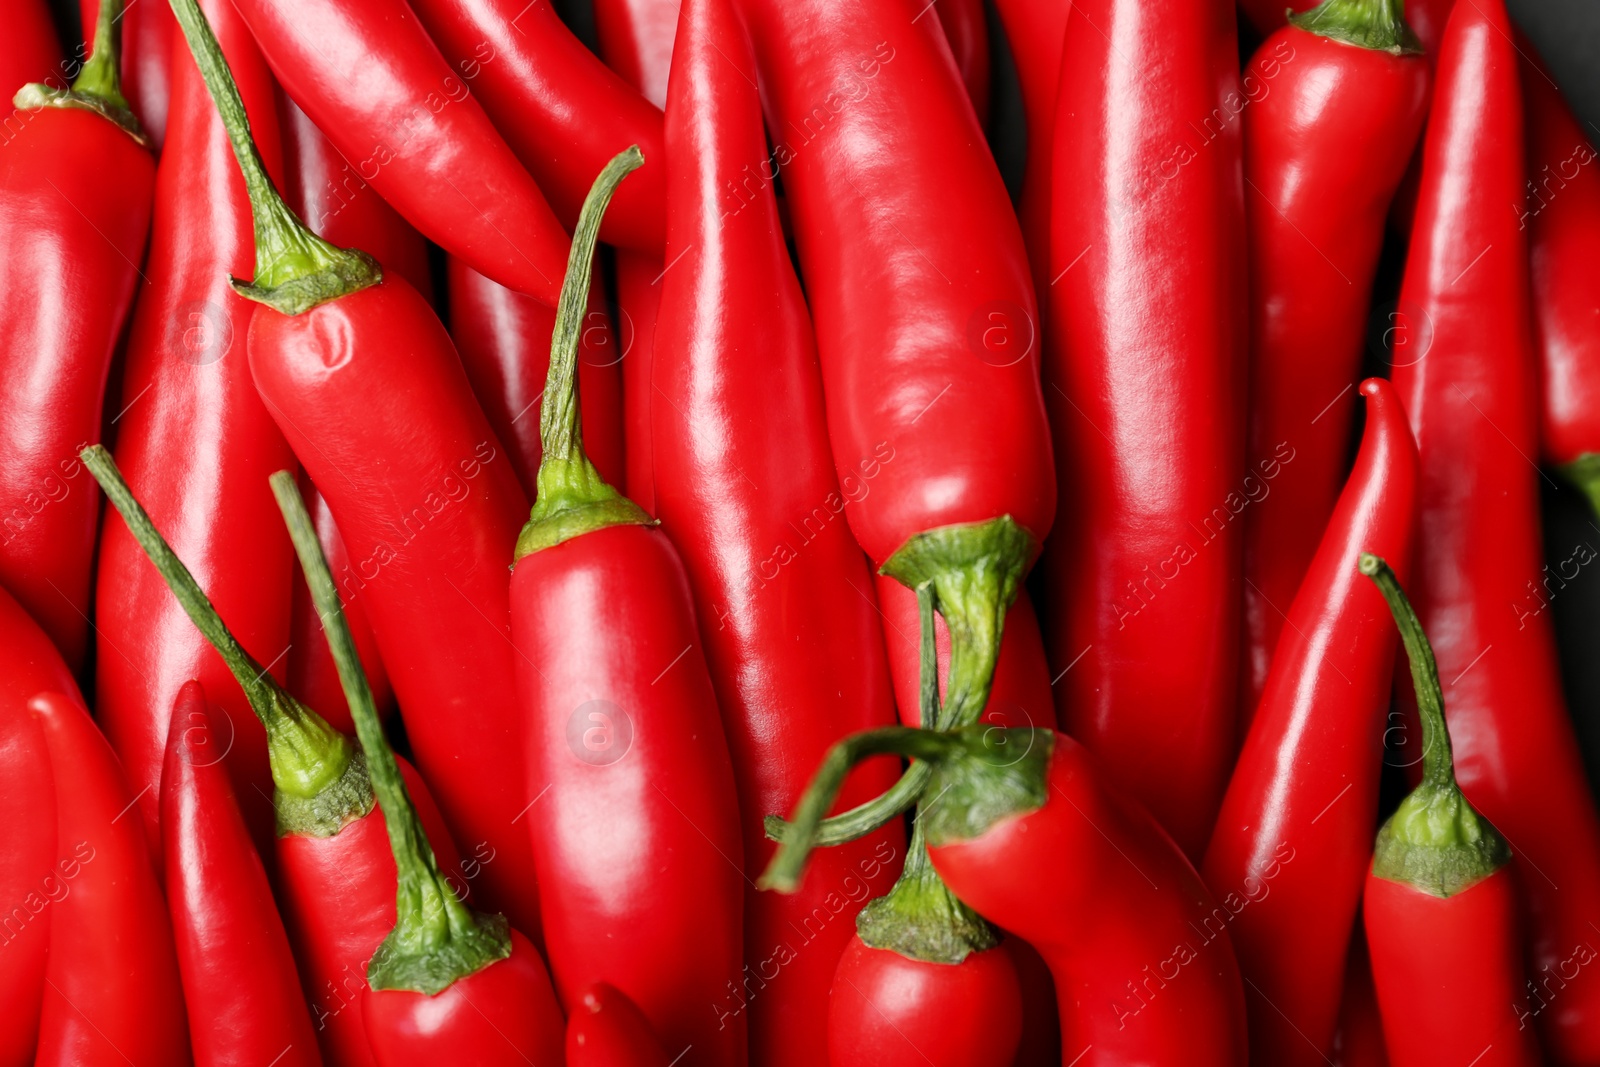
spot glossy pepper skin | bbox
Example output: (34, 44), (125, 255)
(2, 0), (60, 98)
(935, 0), (990, 128)
(406, 0), (665, 253)
(512, 148), (745, 1065)
(1044, 0), (1246, 859)
(1330, 935), (1389, 1067)
(230, 0), (569, 303)
(0, 11), (154, 673)
(31, 691), (190, 1066)
(93, 0), (294, 859)
(161, 681), (322, 1067)
(1203, 379), (1419, 1066)
(1393, 0), (1600, 1060)
(593, 0), (676, 108)
(1236, 0), (1429, 728)
(0, 586), (78, 1067)
(649, 0), (906, 1059)
(566, 984), (671, 1067)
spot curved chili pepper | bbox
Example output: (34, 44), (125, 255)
(30, 690), (189, 1066)
(3, 0), (60, 98)
(1330, 934), (1388, 1067)
(1203, 378), (1419, 1066)
(406, 0), (665, 253)
(593, 0), (675, 107)
(275, 470), (565, 1067)
(1043, 0), (1246, 859)
(448, 255), (626, 495)
(0, 586), (79, 1067)
(737, 0), (1054, 747)
(935, 0), (990, 128)
(81, 0), (174, 146)
(169, 0), (545, 937)
(161, 680), (321, 1067)
(1357, 555), (1541, 1067)
(86, 443), (468, 1067)
(91, 0), (293, 859)
(1392, 0), (1600, 1058)
(990, 0), (1071, 295)
(0, 0), (154, 673)
(229, 0), (569, 303)
(1237, 0), (1428, 729)
(649, 0), (907, 1059)
(765, 725), (1249, 1067)
(567, 984), (671, 1067)
(511, 147), (746, 1066)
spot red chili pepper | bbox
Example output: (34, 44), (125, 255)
(1006, 939), (1062, 1067)
(736, 0), (1056, 757)
(0, 586), (80, 1065)
(229, 0), (569, 302)
(1330, 934), (1388, 1067)
(91, 0), (293, 859)
(3, 0), (60, 97)
(1393, 0), (1600, 1059)
(30, 690), (190, 1066)
(566, 984), (671, 1067)
(406, 0), (665, 253)
(447, 255), (626, 496)
(275, 470), (565, 1067)
(935, 0), (990, 129)
(1043, 0), (1246, 859)
(1203, 378), (1419, 1066)
(161, 680), (321, 1067)
(1356, 555), (1541, 1067)
(1242, 0), (1455, 54)
(81, 0), (175, 146)
(0, 0), (154, 673)
(593, 0), (676, 108)
(1236, 0), (1428, 729)
(511, 147), (747, 1065)
(169, 0), (546, 937)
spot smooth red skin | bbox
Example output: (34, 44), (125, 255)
(0, 109), (153, 672)
(1043, 0), (1246, 861)
(1394, 0), (1600, 1060)
(828, 938), (1022, 1067)
(281, 96), (434, 301)
(407, 0), (664, 253)
(92, 0), (292, 863)
(0, 588), (78, 1067)
(935, 0), (990, 128)
(1330, 934), (1388, 1067)
(993, 0), (1070, 298)
(247, 277), (543, 939)
(512, 524), (746, 1066)
(652, 0), (906, 1057)
(232, 0), (569, 303)
(1524, 53), (1600, 467)
(616, 252), (663, 512)
(593, 0), (677, 107)
(566, 984), (671, 1067)
(286, 477), (396, 734)
(2, 0), (60, 97)
(1237, 28), (1428, 728)
(446, 254), (626, 495)
(876, 575), (1054, 733)
(161, 682), (321, 1067)
(736, 0), (1055, 566)
(82, 0), (174, 147)
(1384, 0), (1457, 237)
(1202, 379), (1419, 1067)
(31, 691), (190, 1066)
(276, 756), (467, 1067)
(1005, 939), (1061, 1067)
(362, 930), (563, 1066)
(929, 733), (1249, 1067)
(1365, 871), (1540, 1067)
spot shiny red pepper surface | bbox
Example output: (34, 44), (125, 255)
(31, 690), (190, 1067)
(1203, 379), (1418, 1066)
(1043, 0), (1247, 859)
(649, 0), (905, 1059)
(935, 0), (990, 128)
(566, 984), (672, 1067)
(161, 681), (322, 1067)
(1237, 5), (1428, 727)
(1392, 0), (1600, 1060)
(1329, 934), (1389, 1067)
(593, 0), (676, 107)
(2, 0), (60, 97)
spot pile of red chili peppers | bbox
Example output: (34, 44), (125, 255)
(5, 0), (1600, 1060)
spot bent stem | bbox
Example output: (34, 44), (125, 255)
(1289, 0), (1423, 55)
(1359, 553), (1508, 896)
(82, 445), (358, 832)
(14, 0), (147, 143)
(166, 0), (380, 314)
(272, 472), (511, 994)
(516, 147), (653, 558)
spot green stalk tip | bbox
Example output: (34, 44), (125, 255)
(1557, 453), (1600, 526)
(13, 0), (148, 144)
(1289, 0), (1423, 55)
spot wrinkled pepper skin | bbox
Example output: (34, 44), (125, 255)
(1392, 0), (1600, 1061)
(566, 984), (671, 1067)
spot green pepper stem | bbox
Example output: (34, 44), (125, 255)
(1289, 0), (1423, 55)
(271, 472), (510, 994)
(1558, 453), (1600, 528)
(165, 0), (380, 314)
(73, 0), (130, 106)
(81, 446), (352, 802)
(515, 147), (653, 558)
(1359, 553), (1452, 791)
